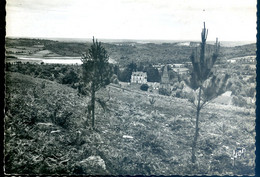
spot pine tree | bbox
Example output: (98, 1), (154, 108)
(189, 22), (229, 163)
(81, 37), (112, 128)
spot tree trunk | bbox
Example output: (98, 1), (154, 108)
(91, 82), (96, 128)
(191, 86), (202, 163)
(92, 56), (97, 128)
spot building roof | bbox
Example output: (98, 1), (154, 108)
(132, 72), (147, 76)
(173, 68), (189, 72)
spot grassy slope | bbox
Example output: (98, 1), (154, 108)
(5, 72), (90, 174)
(5, 72), (255, 175)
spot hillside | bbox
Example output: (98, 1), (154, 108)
(219, 43), (256, 61)
(5, 38), (256, 67)
(5, 72), (255, 175)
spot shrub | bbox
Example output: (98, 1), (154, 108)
(232, 96), (247, 107)
(140, 84), (149, 91)
(149, 96), (156, 105)
(49, 99), (74, 129)
(111, 74), (119, 84)
(248, 76), (255, 83)
(62, 70), (79, 85)
(246, 87), (255, 98)
(53, 111), (73, 129)
(41, 81), (46, 89)
(175, 89), (183, 98)
(158, 88), (171, 96)
(172, 83), (178, 91)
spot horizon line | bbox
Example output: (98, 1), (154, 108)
(5, 36), (256, 43)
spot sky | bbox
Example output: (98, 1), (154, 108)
(6, 0), (256, 41)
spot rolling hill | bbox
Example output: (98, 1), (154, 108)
(5, 38), (256, 67)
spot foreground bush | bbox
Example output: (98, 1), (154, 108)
(140, 84), (149, 91)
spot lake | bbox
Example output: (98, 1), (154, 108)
(18, 57), (117, 64)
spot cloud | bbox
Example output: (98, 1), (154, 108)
(6, 0), (256, 41)
(7, 0), (72, 10)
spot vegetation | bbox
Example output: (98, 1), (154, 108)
(144, 65), (161, 82)
(140, 84), (149, 91)
(81, 37), (112, 128)
(45, 42), (87, 56)
(159, 88), (171, 96)
(6, 37), (255, 68)
(118, 61), (137, 82)
(4, 37), (256, 175)
(5, 72), (87, 174)
(188, 23), (228, 163)
(6, 62), (81, 88)
(5, 72), (255, 175)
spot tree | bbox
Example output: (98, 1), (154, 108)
(118, 68), (131, 82)
(81, 37), (112, 128)
(128, 61), (137, 72)
(137, 62), (145, 71)
(113, 65), (120, 76)
(118, 61), (137, 82)
(188, 22), (229, 163)
(62, 69), (79, 85)
(145, 65), (160, 82)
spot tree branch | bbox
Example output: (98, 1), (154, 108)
(200, 100), (208, 110)
(191, 100), (197, 109)
(200, 94), (219, 110)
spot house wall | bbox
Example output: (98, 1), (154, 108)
(131, 72), (147, 84)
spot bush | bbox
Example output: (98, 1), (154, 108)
(62, 70), (79, 85)
(7, 62), (83, 90)
(140, 84), (149, 91)
(52, 110), (73, 129)
(158, 88), (171, 96)
(248, 76), (255, 83)
(175, 89), (183, 98)
(111, 74), (119, 84)
(232, 96), (247, 107)
(246, 87), (255, 98)
(149, 96), (156, 105)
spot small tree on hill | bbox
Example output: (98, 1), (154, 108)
(81, 37), (112, 128)
(189, 22), (229, 163)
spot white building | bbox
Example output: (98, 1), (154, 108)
(131, 72), (147, 84)
(172, 68), (190, 75)
(227, 56), (256, 64)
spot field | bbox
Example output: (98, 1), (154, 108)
(5, 72), (255, 175)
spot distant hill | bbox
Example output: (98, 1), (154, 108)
(219, 43), (256, 60)
(6, 37), (256, 67)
